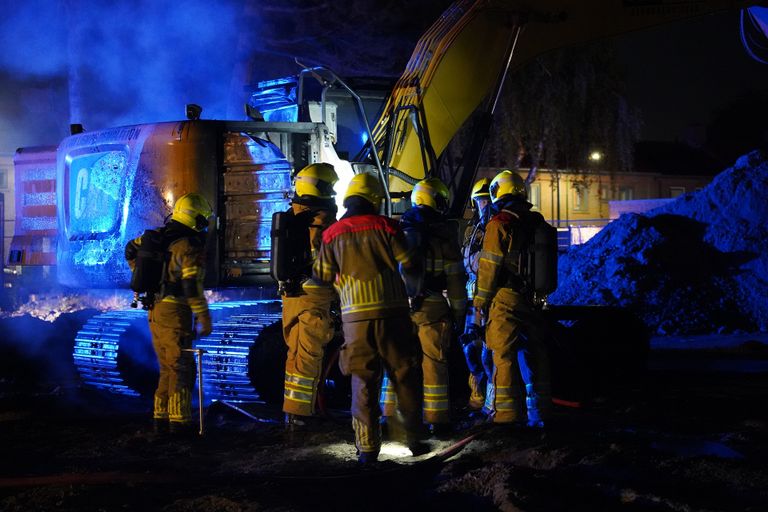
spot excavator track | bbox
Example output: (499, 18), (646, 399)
(196, 302), (282, 402)
(73, 300), (283, 400)
(73, 309), (148, 397)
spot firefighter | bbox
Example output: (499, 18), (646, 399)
(125, 192), (214, 435)
(281, 163), (339, 429)
(474, 170), (552, 427)
(313, 172), (427, 463)
(380, 177), (466, 434)
(461, 178), (495, 412)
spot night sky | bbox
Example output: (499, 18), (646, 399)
(0, 1), (766, 155)
(614, 10), (768, 142)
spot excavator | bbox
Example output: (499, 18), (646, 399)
(8, 0), (764, 406)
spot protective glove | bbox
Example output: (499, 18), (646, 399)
(473, 299), (489, 326)
(462, 338), (485, 377)
(464, 322), (483, 339)
(458, 322), (483, 350)
(195, 310), (213, 337)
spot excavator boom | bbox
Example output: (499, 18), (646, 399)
(373, 0), (760, 211)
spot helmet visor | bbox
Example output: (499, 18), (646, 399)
(194, 213), (212, 231)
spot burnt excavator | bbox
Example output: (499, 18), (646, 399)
(8, 0), (764, 409)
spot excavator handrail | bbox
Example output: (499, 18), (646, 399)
(296, 66), (391, 215)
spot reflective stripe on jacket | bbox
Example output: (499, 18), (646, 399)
(314, 214), (414, 322)
(473, 210), (519, 312)
(161, 237), (209, 315)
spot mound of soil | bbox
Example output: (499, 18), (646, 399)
(551, 150), (768, 335)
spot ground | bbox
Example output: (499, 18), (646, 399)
(1, 331), (766, 512)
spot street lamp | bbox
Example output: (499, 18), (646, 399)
(589, 151), (603, 162)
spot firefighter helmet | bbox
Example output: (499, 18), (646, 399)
(489, 170), (526, 203)
(411, 177), (450, 212)
(294, 163), (339, 199)
(172, 193), (213, 231)
(471, 178), (491, 201)
(344, 172), (384, 209)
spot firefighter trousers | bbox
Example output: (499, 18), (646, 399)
(340, 316), (423, 455)
(281, 286), (335, 416)
(382, 298), (452, 424)
(484, 288), (552, 425)
(148, 301), (196, 425)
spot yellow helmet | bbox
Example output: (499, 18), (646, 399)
(411, 177), (449, 212)
(344, 172), (384, 209)
(471, 178), (491, 201)
(489, 170), (526, 203)
(294, 162), (339, 199)
(171, 193), (213, 231)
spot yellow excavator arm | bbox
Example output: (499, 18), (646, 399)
(373, 0), (759, 199)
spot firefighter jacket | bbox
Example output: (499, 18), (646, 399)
(473, 200), (541, 313)
(462, 204), (492, 281)
(400, 206), (467, 324)
(125, 221), (209, 316)
(314, 213), (417, 323)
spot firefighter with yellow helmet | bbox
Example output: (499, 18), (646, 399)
(313, 172), (427, 463)
(380, 177), (466, 434)
(281, 163), (339, 429)
(474, 170), (552, 427)
(461, 178), (495, 412)
(125, 192), (214, 434)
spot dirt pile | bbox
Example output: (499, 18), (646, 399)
(550, 150), (768, 335)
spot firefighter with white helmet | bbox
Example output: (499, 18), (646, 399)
(125, 192), (214, 435)
(474, 170), (552, 427)
(281, 163), (339, 429)
(380, 177), (466, 434)
(313, 172), (427, 463)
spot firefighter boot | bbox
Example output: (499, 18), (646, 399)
(352, 417), (381, 464)
(407, 435), (432, 457)
(152, 418), (169, 435)
(285, 413), (308, 432)
(357, 450), (379, 465)
(169, 421), (197, 437)
(467, 373), (485, 410)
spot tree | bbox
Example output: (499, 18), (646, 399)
(484, 42), (641, 183)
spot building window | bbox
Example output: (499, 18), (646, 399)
(0, 168), (7, 189)
(669, 186), (685, 198)
(600, 186), (611, 201)
(573, 185), (588, 212)
(529, 183), (541, 211)
(618, 186), (634, 200)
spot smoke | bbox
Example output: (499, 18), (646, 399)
(0, 1), (68, 77)
(0, 309), (97, 392)
(0, 291), (132, 321)
(0, 0), (260, 151)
